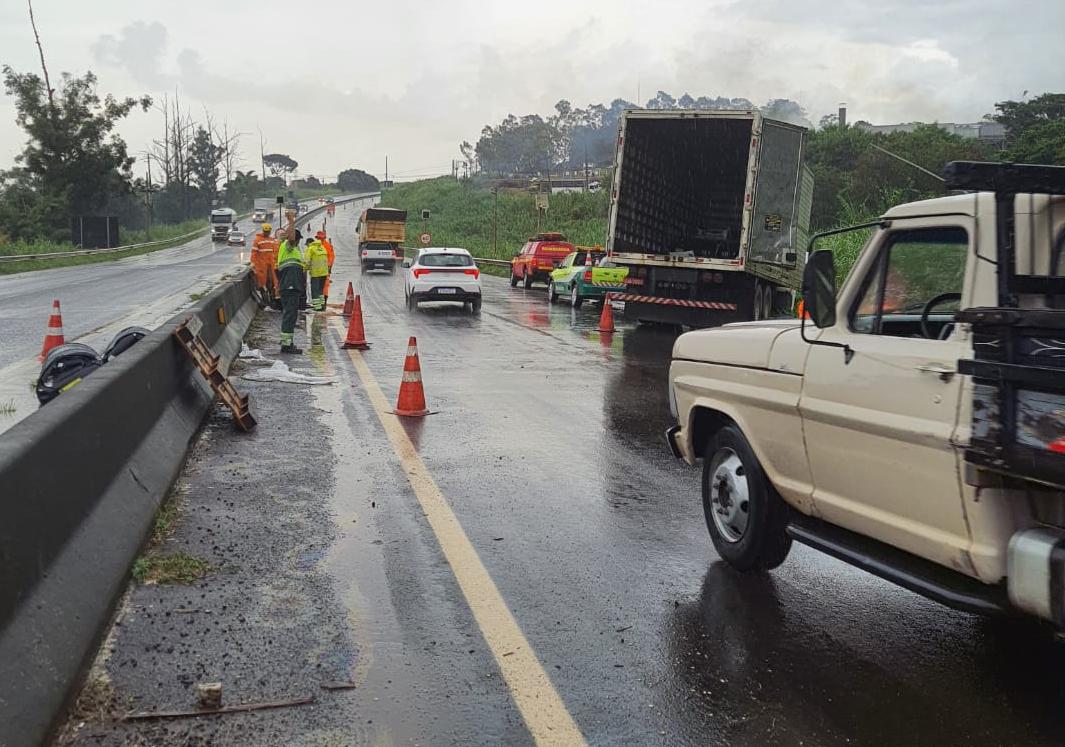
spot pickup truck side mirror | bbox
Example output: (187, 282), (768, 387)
(801, 250), (837, 329)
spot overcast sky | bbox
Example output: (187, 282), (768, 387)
(1, 0), (1062, 181)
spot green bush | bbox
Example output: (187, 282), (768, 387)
(380, 177), (609, 260)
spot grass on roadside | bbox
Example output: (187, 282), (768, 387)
(381, 177), (608, 262)
(132, 554), (210, 585)
(130, 488), (210, 585)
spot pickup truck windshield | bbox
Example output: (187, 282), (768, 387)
(852, 226), (968, 338)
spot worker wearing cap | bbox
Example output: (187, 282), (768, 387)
(305, 234), (330, 312)
(316, 230), (336, 306)
(251, 223), (280, 304)
(276, 228), (306, 353)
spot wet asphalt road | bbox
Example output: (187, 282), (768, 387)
(0, 196), (376, 432)
(72, 205), (1065, 746)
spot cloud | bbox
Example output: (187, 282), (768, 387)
(3, 1), (1061, 178)
(91, 21), (169, 87)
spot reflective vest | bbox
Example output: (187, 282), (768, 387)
(276, 240), (306, 292)
(322, 239), (335, 269)
(252, 234), (279, 254)
(276, 240), (306, 270)
(306, 240), (330, 278)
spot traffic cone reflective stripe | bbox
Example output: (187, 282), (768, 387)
(342, 295), (370, 349)
(38, 299), (66, 362)
(342, 282), (355, 316)
(597, 293), (616, 333)
(394, 336), (429, 417)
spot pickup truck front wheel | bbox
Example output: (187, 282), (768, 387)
(702, 425), (791, 571)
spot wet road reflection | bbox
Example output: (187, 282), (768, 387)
(331, 214), (1065, 746)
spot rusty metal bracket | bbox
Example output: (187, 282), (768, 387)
(174, 321), (257, 431)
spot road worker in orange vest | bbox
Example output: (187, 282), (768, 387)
(250, 223), (280, 306)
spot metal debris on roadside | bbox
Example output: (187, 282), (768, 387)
(174, 320), (257, 431)
(121, 695), (315, 721)
(320, 682), (358, 691)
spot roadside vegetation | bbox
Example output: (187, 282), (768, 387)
(380, 177), (608, 261)
(0, 7), (378, 274)
(129, 488), (210, 586)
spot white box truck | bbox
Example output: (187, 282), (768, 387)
(607, 109), (814, 327)
(210, 208), (237, 241)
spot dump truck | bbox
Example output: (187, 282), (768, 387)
(357, 207), (406, 274)
(606, 109), (814, 327)
(666, 160), (1065, 629)
(210, 207), (238, 242)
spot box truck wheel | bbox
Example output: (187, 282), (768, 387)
(702, 425), (792, 571)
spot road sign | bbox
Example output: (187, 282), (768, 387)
(421, 209), (431, 220)
(419, 232), (432, 245)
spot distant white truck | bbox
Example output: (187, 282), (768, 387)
(210, 208), (237, 242)
(252, 198), (275, 224)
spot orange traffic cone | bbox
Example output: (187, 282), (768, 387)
(597, 293), (616, 333)
(38, 299), (65, 361)
(342, 295), (371, 349)
(342, 282), (355, 316)
(394, 336), (429, 417)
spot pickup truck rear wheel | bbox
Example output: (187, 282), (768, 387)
(510, 273), (519, 287)
(547, 283), (558, 304)
(702, 425), (791, 571)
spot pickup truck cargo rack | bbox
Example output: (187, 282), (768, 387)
(949, 161), (1065, 490)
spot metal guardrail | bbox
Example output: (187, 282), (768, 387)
(400, 245), (510, 268)
(0, 226), (212, 263)
(0, 193), (378, 264)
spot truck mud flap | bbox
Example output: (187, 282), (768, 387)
(620, 299), (737, 329)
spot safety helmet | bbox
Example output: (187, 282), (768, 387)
(315, 230), (326, 240)
(262, 223), (272, 233)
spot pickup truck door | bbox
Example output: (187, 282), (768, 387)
(798, 217), (976, 572)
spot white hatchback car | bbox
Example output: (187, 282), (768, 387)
(404, 247), (482, 312)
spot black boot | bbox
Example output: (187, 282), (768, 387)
(280, 344), (303, 354)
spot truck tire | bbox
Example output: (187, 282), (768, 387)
(547, 283), (558, 304)
(702, 425), (792, 571)
(510, 273), (519, 287)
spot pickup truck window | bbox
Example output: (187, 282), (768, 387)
(851, 227), (968, 338)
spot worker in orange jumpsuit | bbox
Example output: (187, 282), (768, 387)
(316, 230), (336, 306)
(251, 223), (281, 306)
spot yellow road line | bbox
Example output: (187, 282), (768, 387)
(337, 329), (587, 747)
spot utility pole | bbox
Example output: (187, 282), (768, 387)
(385, 155), (389, 184)
(492, 187), (498, 256)
(584, 145), (589, 193)
(144, 153), (153, 240)
(258, 127), (266, 184)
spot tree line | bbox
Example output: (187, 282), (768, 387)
(464, 91), (1065, 230)
(0, 3), (380, 247)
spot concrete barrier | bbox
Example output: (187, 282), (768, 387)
(0, 270), (258, 747)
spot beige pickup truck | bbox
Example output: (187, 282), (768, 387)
(667, 161), (1065, 627)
